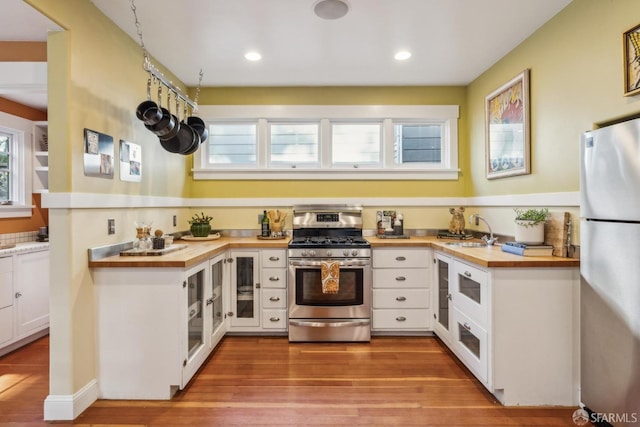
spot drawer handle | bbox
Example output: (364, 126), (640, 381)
(269, 256), (280, 261)
(463, 322), (471, 331)
(270, 317), (280, 322)
(464, 271), (472, 278)
(396, 316), (407, 322)
(269, 276), (280, 281)
(269, 296), (280, 302)
(395, 296), (407, 302)
(395, 276), (406, 281)
(447, 293), (452, 301)
(395, 256), (406, 261)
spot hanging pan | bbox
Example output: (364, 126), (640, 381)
(161, 100), (199, 154)
(146, 89), (178, 138)
(136, 76), (163, 125)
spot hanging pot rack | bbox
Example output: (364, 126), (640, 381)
(131, 0), (201, 111)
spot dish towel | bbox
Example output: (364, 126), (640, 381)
(321, 260), (340, 294)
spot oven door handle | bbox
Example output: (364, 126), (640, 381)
(289, 319), (371, 328)
(289, 260), (370, 267)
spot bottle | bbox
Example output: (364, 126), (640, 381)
(394, 213), (404, 236)
(261, 210), (270, 237)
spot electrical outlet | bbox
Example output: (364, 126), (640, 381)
(173, 215), (177, 227)
(108, 218), (115, 235)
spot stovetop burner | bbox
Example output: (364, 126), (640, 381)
(289, 235), (369, 247)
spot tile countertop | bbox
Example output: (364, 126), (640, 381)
(0, 241), (50, 257)
(88, 235), (579, 269)
(367, 236), (580, 268)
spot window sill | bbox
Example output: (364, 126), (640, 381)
(192, 169), (460, 181)
(0, 205), (35, 218)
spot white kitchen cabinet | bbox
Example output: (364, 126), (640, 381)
(228, 250), (260, 329)
(95, 252), (229, 400)
(0, 248), (50, 357)
(260, 249), (287, 331)
(372, 248), (431, 332)
(432, 250), (579, 406)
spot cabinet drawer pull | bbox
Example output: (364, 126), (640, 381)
(395, 276), (406, 281)
(269, 296), (280, 302)
(395, 296), (407, 302)
(269, 276), (280, 281)
(396, 316), (407, 322)
(269, 256), (280, 261)
(270, 317), (280, 322)
(464, 271), (472, 278)
(395, 256), (406, 261)
(190, 309), (196, 317)
(463, 322), (471, 331)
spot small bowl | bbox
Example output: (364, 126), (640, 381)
(163, 235), (174, 246)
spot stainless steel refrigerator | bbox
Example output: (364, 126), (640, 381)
(580, 117), (640, 426)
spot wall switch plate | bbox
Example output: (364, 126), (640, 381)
(173, 215), (177, 227)
(108, 219), (115, 235)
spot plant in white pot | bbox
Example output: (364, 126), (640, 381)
(513, 208), (549, 244)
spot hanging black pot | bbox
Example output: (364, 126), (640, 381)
(136, 77), (163, 125)
(187, 116), (208, 143)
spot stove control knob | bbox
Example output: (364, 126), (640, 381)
(301, 250), (308, 257)
(343, 249), (350, 256)
(351, 249), (359, 257)
(309, 250), (316, 257)
(326, 250), (332, 257)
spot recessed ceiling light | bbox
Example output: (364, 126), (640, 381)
(313, 0), (350, 20)
(394, 51), (412, 61)
(244, 51), (262, 61)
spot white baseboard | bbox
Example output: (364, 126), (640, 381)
(44, 379), (98, 421)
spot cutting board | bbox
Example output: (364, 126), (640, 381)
(120, 244), (187, 257)
(544, 212), (570, 257)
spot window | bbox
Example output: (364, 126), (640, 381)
(0, 131), (12, 202)
(208, 123), (257, 166)
(194, 105), (459, 180)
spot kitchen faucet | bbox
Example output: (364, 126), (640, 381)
(468, 214), (498, 245)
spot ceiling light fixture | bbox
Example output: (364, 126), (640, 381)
(394, 50), (412, 61)
(244, 51), (262, 61)
(313, 0), (350, 20)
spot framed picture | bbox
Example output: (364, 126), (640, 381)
(485, 69), (530, 179)
(623, 23), (640, 97)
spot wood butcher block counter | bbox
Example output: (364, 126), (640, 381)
(366, 236), (579, 268)
(88, 236), (290, 268)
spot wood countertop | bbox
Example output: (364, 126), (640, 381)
(89, 235), (579, 269)
(367, 236), (580, 268)
(88, 236), (290, 269)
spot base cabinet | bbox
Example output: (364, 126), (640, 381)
(372, 248), (432, 333)
(0, 249), (50, 357)
(95, 254), (228, 399)
(432, 251), (579, 406)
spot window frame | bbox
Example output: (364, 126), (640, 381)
(0, 123), (30, 218)
(194, 105), (459, 180)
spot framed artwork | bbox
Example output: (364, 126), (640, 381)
(623, 23), (640, 97)
(119, 140), (142, 182)
(485, 69), (530, 179)
(83, 128), (114, 178)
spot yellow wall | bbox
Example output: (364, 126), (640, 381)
(467, 0), (640, 197)
(190, 86), (469, 198)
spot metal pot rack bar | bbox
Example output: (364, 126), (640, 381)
(143, 57), (197, 110)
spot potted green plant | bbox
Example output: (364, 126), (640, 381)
(513, 208), (549, 244)
(189, 212), (213, 237)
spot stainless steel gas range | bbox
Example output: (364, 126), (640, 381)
(287, 205), (372, 342)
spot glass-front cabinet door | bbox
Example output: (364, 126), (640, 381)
(229, 251), (260, 328)
(208, 253), (227, 347)
(183, 262), (209, 385)
(433, 252), (452, 344)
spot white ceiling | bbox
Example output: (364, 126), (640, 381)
(1, 0), (572, 109)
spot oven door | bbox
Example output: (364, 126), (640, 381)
(288, 258), (371, 320)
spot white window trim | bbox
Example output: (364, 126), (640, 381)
(193, 105), (459, 180)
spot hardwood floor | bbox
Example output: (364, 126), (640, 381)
(0, 335), (580, 426)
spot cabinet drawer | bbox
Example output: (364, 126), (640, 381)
(262, 309), (287, 329)
(0, 306), (13, 345)
(372, 309), (430, 330)
(373, 269), (429, 288)
(373, 289), (430, 309)
(452, 307), (488, 384)
(0, 269), (12, 309)
(261, 250), (287, 268)
(452, 261), (488, 326)
(262, 289), (286, 309)
(261, 268), (286, 289)
(373, 249), (430, 269)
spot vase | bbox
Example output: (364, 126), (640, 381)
(514, 220), (545, 244)
(190, 223), (211, 237)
